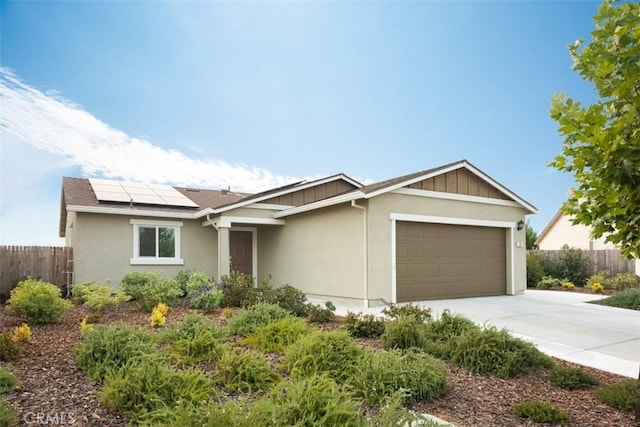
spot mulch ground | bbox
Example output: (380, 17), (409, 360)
(0, 302), (636, 427)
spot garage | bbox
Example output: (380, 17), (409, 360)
(396, 221), (506, 301)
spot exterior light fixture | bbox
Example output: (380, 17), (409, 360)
(516, 220), (525, 231)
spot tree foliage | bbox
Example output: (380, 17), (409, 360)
(549, 0), (640, 259)
(525, 221), (539, 250)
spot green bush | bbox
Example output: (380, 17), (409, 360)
(587, 270), (610, 289)
(75, 323), (157, 381)
(226, 303), (290, 336)
(159, 313), (225, 364)
(422, 310), (480, 359)
(342, 312), (386, 338)
(265, 284), (307, 317)
(368, 391), (432, 427)
(71, 282), (129, 315)
(513, 400), (569, 423)
(304, 301), (336, 323)
(119, 271), (182, 312)
(554, 245), (591, 287)
(99, 353), (213, 421)
(595, 378), (638, 413)
(381, 315), (425, 351)
(0, 399), (17, 427)
(6, 278), (72, 324)
(284, 330), (363, 381)
(449, 326), (554, 378)
(382, 303), (432, 323)
(536, 276), (562, 289)
(600, 288), (640, 310)
(138, 399), (245, 427)
(218, 271), (257, 308)
(215, 346), (281, 393)
(526, 251), (546, 287)
(176, 270), (224, 311)
(0, 334), (21, 362)
(191, 287), (224, 312)
(550, 366), (599, 390)
(0, 369), (17, 394)
(349, 349), (448, 405)
(244, 316), (310, 353)
(607, 272), (639, 290)
(174, 269), (213, 296)
(248, 375), (364, 427)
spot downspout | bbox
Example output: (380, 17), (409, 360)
(206, 215), (221, 279)
(351, 200), (369, 307)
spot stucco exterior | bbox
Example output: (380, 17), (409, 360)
(537, 211), (617, 250)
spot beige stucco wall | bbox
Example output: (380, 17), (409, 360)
(364, 192), (530, 305)
(258, 203), (366, 304)
(71, 212), (218, 287)
(538, 214), (616, 250)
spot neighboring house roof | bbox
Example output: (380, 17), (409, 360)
(535, 209), (564, 247)
(60, 159), (537, 237)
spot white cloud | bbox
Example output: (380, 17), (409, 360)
(0, 67), (301, 192)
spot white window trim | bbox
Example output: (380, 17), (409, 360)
(130, 219), (184, 265)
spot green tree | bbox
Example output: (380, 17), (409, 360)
(525, 221), (539, 250)
(549, 1), (640, 421)
(549, 0), (640, 259)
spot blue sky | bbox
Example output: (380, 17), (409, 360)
(1, 1), (600, 245)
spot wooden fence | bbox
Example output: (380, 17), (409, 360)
(533, 249), (636, 276)
(0, 246), (73, 297)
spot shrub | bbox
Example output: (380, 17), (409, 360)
(191, 288), (224, 312)
(80, 316), (94, 335)
(304, 301), (336, 323)
(588, 282), (605, 294)
(595, 378), (638, 412)
(599, 288), (640, 310)
(349, 349), (448, 405)
(422, 310), (480, 359)
(342, 312), (386, 338)
(368, 391), (432, 427)
(264, 284), (307, 317)
(550, 366), (599, 390)
(0, 334), (21, 362)
(218, 271), (257, 308)
(561, 281), (575, 289)
(381, 315), (425, 351)
(244, 316), (311, 353)
(6, 278), (72, 324)
(99, 353), (213, 421)
(75, 323), (157, 381)
(215, 346), (281, 393)
(449, 326), (554, 378)
(174, 269), (213, 296)
(536, 276), (562, 289)
(149, 306), (166, 328)
(226, 303), (290, 336)
(159, 313), (225, 364)
(11, 323), (31, 343)
(382, 303), (432, 323)
(284, 331), (363, 381)
(554, 245), (591, 287)
(138, 399), (245, 427)
(513, 400), (569, 423)
(71, 282), (129, 315)
(178, 270), (224, 312)
(607, 272), (639, 291)
(0, 399), (17, 427)
(0, 369), (17, 394)
(526, 251), (546, 287)
(248, 375), (364, 426)
(119, 271), (182, 312)
(587, 270), (610, 289)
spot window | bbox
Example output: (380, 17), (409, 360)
(131, 219), (183, 265)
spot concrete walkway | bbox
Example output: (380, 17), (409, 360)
(331, 290), (640, 378)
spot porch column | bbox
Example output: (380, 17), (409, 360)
(218, 225), (231, 278)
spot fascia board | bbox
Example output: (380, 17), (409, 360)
(273, 191), (364, 218)
(67, 204), (213, 220)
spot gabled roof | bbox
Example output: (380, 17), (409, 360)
(535, 209), (564, 246)
(274, 160), (538, 218)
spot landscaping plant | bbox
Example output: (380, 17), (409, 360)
(0, 399), (17, 427)
(382, 303), (432, 323)
(226, 302), (290, 336)
(595, 378), (638, 413)
(0, 333), (21, 362)
(119, 271), (182, 312)
(599, 288), (640, 310)
(215, 346), (281, 393)
(71, 282), (129, 317)
(380, 315), (426, 351)
(6, 278), (72, 324)
(11, 323), (31, 343)
(342, 312), (385, 338)
(244, 316), (310, 353)
(304, 301), (336, 323)
(0, 369), (17, 394)
(513, 400), (569, 423)
(551, 366), (599, 390)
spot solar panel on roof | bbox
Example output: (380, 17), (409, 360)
(89, 179), (198, 208)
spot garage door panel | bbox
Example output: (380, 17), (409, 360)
(396, 221), (506, 301)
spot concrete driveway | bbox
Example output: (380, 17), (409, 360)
(332, 290), (640, 378)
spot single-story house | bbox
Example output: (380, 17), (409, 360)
(59, 159), (537, 307)
(536, 210), (640, 274)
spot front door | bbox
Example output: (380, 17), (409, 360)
(230, 230), (253, 276)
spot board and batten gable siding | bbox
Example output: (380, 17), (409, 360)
(262, 180), (358, 206)
(406, 167), (512, 200)
(364, 192), (528, 304)
(71, 212), (218, 286)
(257, 202), (366, 304)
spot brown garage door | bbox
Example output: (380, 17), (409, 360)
(396, 221), (506, 301)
